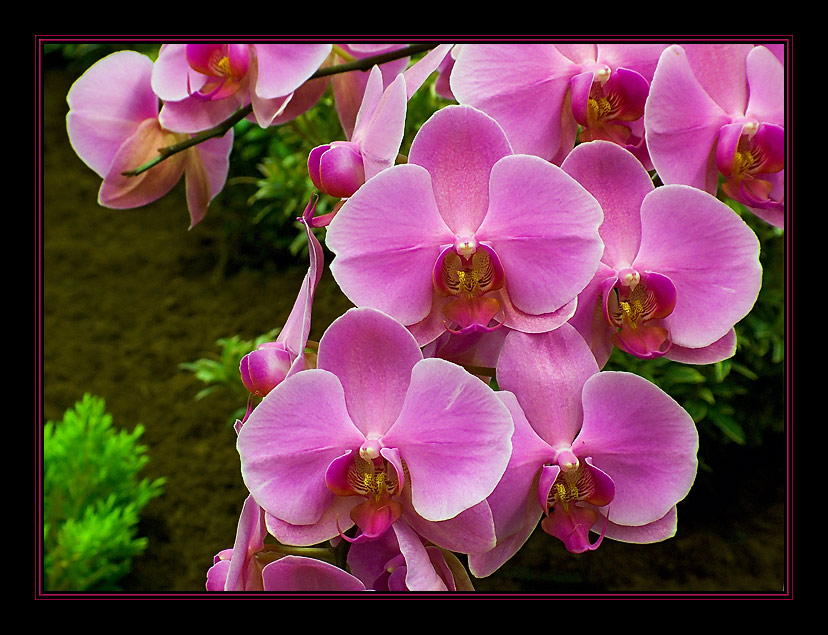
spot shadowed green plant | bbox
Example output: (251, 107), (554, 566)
(43, 394), (165, 592)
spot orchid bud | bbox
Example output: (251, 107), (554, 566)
(239, 342), (293, 397)
(308, 141), (366, 199)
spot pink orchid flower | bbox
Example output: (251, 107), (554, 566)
(238, 196), (324, 404)
(325, 104), (604, 347)
(347, 519), (475, 591)
(236, 307), (513, 553)
(260, 556), (367, 592)
(644, 44), (784, 227)
(66, 50), (233, 228)
(469, 324), (698, 575)
(151, 43), (332, 133)
(562, 141), (762, 367)
(450, 43), (667, 167)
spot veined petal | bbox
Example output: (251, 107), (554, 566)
(745, 45), (784, 125)
(409, 104), (513, 235)
(497, 325), (598, 448)
(572, 371), (698, 527)
(681, 43), (752, 115)
(633, 185), (762, 349)
(561, 140), (653, 270)
(237, 369), (366, 526)
(382, 358), (514, 522)
(317, 307), (423, 438)
(478, 154), (604, 316)
(326, 163), (453, 325)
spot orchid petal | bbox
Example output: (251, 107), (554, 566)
(223, 495), (267, 591)
(251, 44), (332, 99)
(261, 555), (366, 592)
(409, 105), (512, 235)
(393, 521), (449, 591)
(665, 328), (737, 364)
(572, 371), (698, 527)
(561, 140), (653, 269)
(317, 308), (423, 438)
(497, 324), (599, 448)
(601, 505), (678, 544)
(382, 357), (514, 522)
(633, 185), (762, 349)
(402, 498), (497, 554)
(681, 43), (752, 115)
(66, 50), (159, 178)
(478, 154), (604, 316)
(644, 45), (732, 193)
(745, 45), (784, 125)
(264, 497), (359, 547)
(152, 44), (205, 102)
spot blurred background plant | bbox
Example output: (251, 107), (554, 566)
(43, 394), (166, 592)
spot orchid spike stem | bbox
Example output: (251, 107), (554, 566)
(122, 43), (440, 178)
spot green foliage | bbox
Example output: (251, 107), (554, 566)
(43, 394), (165, 592)
(180, 328), (281, 422)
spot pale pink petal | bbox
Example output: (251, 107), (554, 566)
(382, 358), (514, 522)
(644, 45), (732, 193)
(408, 104), (513, 235)
(251, 44), (332, 99)
(393, 521), (449, 591)
(477, 154), (604, 316)
(183, 130), (233, 228)
(596, 43), (669, 81)
(223, 495), (267, 591)
(633, 185), (762, 349)
(158, 90), (247, 134)
(237, 369), (365, 526)
(561, 140), (654, 270)
(326, 163), (453, 325)
(573, 371), (698, 527)
(316, 308), (423, 438)
(402, 44), (453, 99)
(66, 50), (159, 177)
(261, 555), (366, 592)
(568, 264), (617, 369)
(498, 291), (577, 335)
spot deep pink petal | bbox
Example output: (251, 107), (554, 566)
(644, 45), (732, 193)
(561, 140), (653, 269)
(67, 51), (159, 178)
(408, 105), (512, 235)
(261, 555), (366, 592)
(572, 371), (698, 527)
(497, 324), (599, 448)
(326, 163), (453, 325)
(633, 185), (762, 349)
(317, 307), (423, 438)
(381, 358), (514, 522)
(237, 369), (365, 526)
(568, 264), (617, 369)
(595, 44), (668, 81)
(402, 498), (497, 555)
(477, 154), (604, 316)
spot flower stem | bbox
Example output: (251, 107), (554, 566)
(121, 42), (440, 178)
